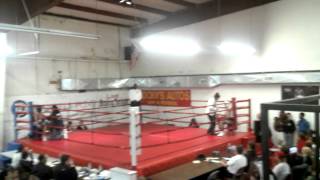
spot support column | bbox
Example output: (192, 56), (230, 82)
(261, 105), (270, 180)
(231, 98), (237, 131)
(315, 112), (319, 179)
(248, 99), (252, 132)
(0, 33), (8, 150)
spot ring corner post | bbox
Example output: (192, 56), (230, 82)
(129, 106), (141, 170)
(248, 99), (252, 132)
(27, 102), (34, 138)
(12, 103), (18, 141)
(231, 97), (237, 131)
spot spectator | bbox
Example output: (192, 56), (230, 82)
(245, 141), (257, 174)
(188, 118), (199, 128)
(255, 113), (273, 147)
(301, 146), (313, 177)
(218, 145), (247, 178)
(297, 134), (308, 153)
(11, 145), (24, 168)
(283, 113), (296, 147)
(297, 112), (310, 135)
(310, 130), (317, 143)
(18, 151), (33, 180)
(305, 140), (314, 150)
(66, 121), (73, 131)
(245, 141), (257, 163)
(32, 154), (53, 180)
(53, 154), (77, 180)
(76, 121), (88, 130)
(287, 147), (303, 168)
(274, 111), (287, 132)
(272, 152), (291, 180)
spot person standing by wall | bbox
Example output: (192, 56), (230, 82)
(283, 113), (296, 147)
(297, 112), (310, 135)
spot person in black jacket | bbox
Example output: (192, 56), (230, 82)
(32, 154), (53, 180)
(49, 105), (63, 139)
(18, 151), (33, 180)
(53, 154), (78, 180)
(283, 113), (296, 147)
(245, 141), (257, 163)
(287, 147), (303, 168)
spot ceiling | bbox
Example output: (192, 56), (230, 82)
(0, 0), (279, 37)
(45, 0), (213, 27)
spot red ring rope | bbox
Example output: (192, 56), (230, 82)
(16, 97), (251, 155)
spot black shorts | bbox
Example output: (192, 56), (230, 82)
(130, 101), (141, 107)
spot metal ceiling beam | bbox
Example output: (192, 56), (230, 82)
(98, 0), (170, 16)
(0, 0), (63, 24)
(132, 0), (279, 37)
(43, 13), (131, 28)
(162, 0), (196, 8)
(58, 2), (147, 23)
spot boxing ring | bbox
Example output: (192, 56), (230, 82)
(12, 98), (254, 176)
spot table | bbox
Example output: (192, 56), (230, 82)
(149, 159), (223, 180)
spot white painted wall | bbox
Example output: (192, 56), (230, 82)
(2, 15), (132, 149)
(8, 15), (132, 60)
(131, 0), (320, 76)
(5, 58), (129, 96)
(5, 14), (132, 97)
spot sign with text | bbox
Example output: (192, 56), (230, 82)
(142, 90), (191, 107)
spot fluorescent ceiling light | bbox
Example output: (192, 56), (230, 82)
(119, 0), (133, 6)
(139, 35), (201, 56)
(218, 42), (256, 56)
(0, 34), (13, 57)
(0, 45), (13, 58)
(18, 51), (40, 56)
(0, 23), (100, 40)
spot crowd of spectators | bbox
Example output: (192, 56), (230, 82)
(1, 145), (78, 180)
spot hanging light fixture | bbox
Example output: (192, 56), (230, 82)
(118, 0), (133, 6)
(0, 23), (100, 40)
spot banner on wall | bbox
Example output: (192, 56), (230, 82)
(142, 90), (191, 107)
